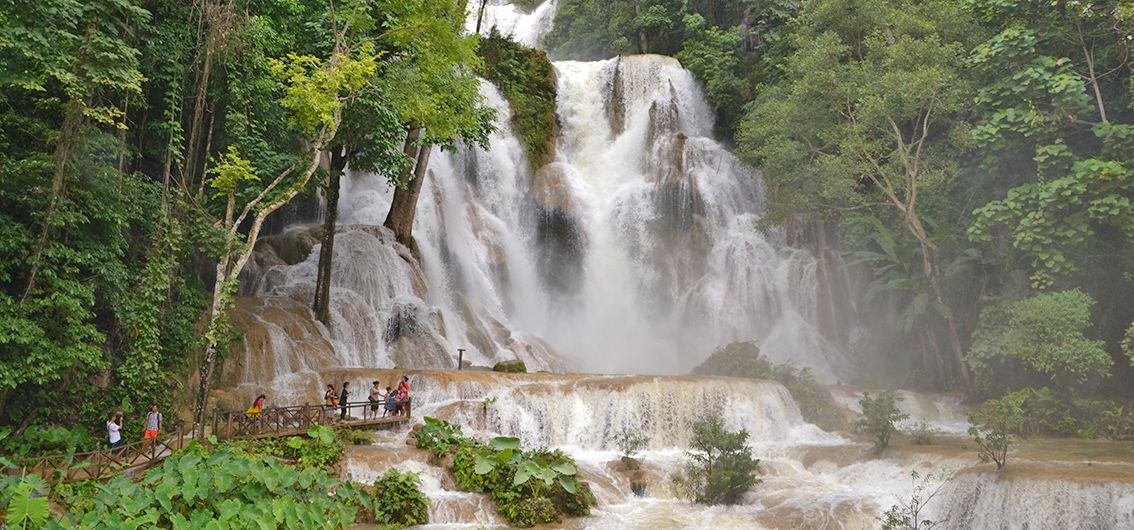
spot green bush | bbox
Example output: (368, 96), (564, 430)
(1, 425), (97, 458)
(47, 447), (362, 528)
(908, 421), (936, 446)
(855, 391), (909, 452)
(415, 416), (468, 458)
(969, 392), (1026, 470)
(968, 290), (1111, 398)
(371, 469), (430, 527)
(671, 416), (761, 505)
(492, 359), (528, 373)
(509, 496), (558, 527)
(340, 428), (374, 446)
(694, 342), (842, 430)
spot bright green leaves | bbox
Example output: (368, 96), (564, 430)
(672, 415), (761, 505)
(490, 436), (521, 451)
(967, 391), (1026, 469)
(47, 447), (361, 528)
(371, 469), (430, 526)
(207, 147), (259, 197)
(4, 477), (50, 530)
(376, 0), (491, 147)
(968, 289), (1111, 394)
(269, 45), (380, 136)
(969, 133), (1134, 288)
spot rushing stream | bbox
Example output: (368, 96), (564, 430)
(225, 1), (1134, 528)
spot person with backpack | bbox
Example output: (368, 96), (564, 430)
(246, 394), (266, 424)
(324, 384), (339, 424)
(366, 381), (381, 420)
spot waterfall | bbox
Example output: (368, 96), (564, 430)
(232, 47), (855, 400)
(935, 465), (1134, 529)
(466, 0), (560, 47)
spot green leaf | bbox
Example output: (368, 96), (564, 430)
(558, 475), (578, 494)
(6, 480), (50, 528)
(474, 454), (495, 475)
(490, 436), (520, 450)
(550, 461), (577, 476)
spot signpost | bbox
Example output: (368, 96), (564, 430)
(457, 348), (466, 370)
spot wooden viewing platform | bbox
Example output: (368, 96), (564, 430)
(14, 398), (413, 485)
(210, 398), (412, 440)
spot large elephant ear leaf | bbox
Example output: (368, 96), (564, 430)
(7, 480), (50, 528)
(474, 454), (495, 475)
(513, 460), (540, 487)
(550, 461), (576, 476)
(558, 475), (578, 494)
(490, 436), (520, 451)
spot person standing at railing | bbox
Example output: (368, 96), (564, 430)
(394, 377), (409, 417)
(367, 381), (381, 420)
(246, 394), (265, 424)
(325, 384), (339, 425)
(382, 386), (396, 418)
(144, 405), (163, 445)
(339, 381), (351, 420)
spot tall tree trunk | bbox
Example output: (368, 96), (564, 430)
(906, 209), (971, 388)
(635, 0), (648, 53)
(22, 99), (84, 302)
(1081, 41), (1109, 123)
(383, 128), (426, 254)
(476, 0), (487, 35)
(313, 149), (345, 325)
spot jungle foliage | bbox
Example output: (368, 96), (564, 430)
(0, 0), (494, 439)
(415, 417), (596, 527)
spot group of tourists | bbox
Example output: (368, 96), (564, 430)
(105, 404), (164, 454)
(323, 376), (411, 423)
(106, 376), (414, 449)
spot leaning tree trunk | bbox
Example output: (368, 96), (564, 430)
(906, 209), (971, 388)
(312, 149), (346, 326)
(192, 148), (327, 439)
(383, 128), (430, 256)
(22, 99), (84, 302)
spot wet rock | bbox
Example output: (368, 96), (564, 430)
(529, 164), (587, 295)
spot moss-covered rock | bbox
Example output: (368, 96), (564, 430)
(694, 342), (843, 431)
(493, 360), (527, 373)
(477, 30), (559, 171)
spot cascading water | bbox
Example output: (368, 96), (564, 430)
(231, 32), (852, 399)
(224, 2), (1134, 528)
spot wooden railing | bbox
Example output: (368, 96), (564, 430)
(210, 398), (412, 440)
(17, 431), (187, 485)
(10, 397), (414, 484)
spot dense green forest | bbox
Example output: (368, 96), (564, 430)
(0, 0), (496, 445)
(2, 0), (1134, 453)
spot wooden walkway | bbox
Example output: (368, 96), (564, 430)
(15, 399), (412, 485)
(210, 399), (412, 440)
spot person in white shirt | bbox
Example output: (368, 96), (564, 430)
(107, 411), (124, 456)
